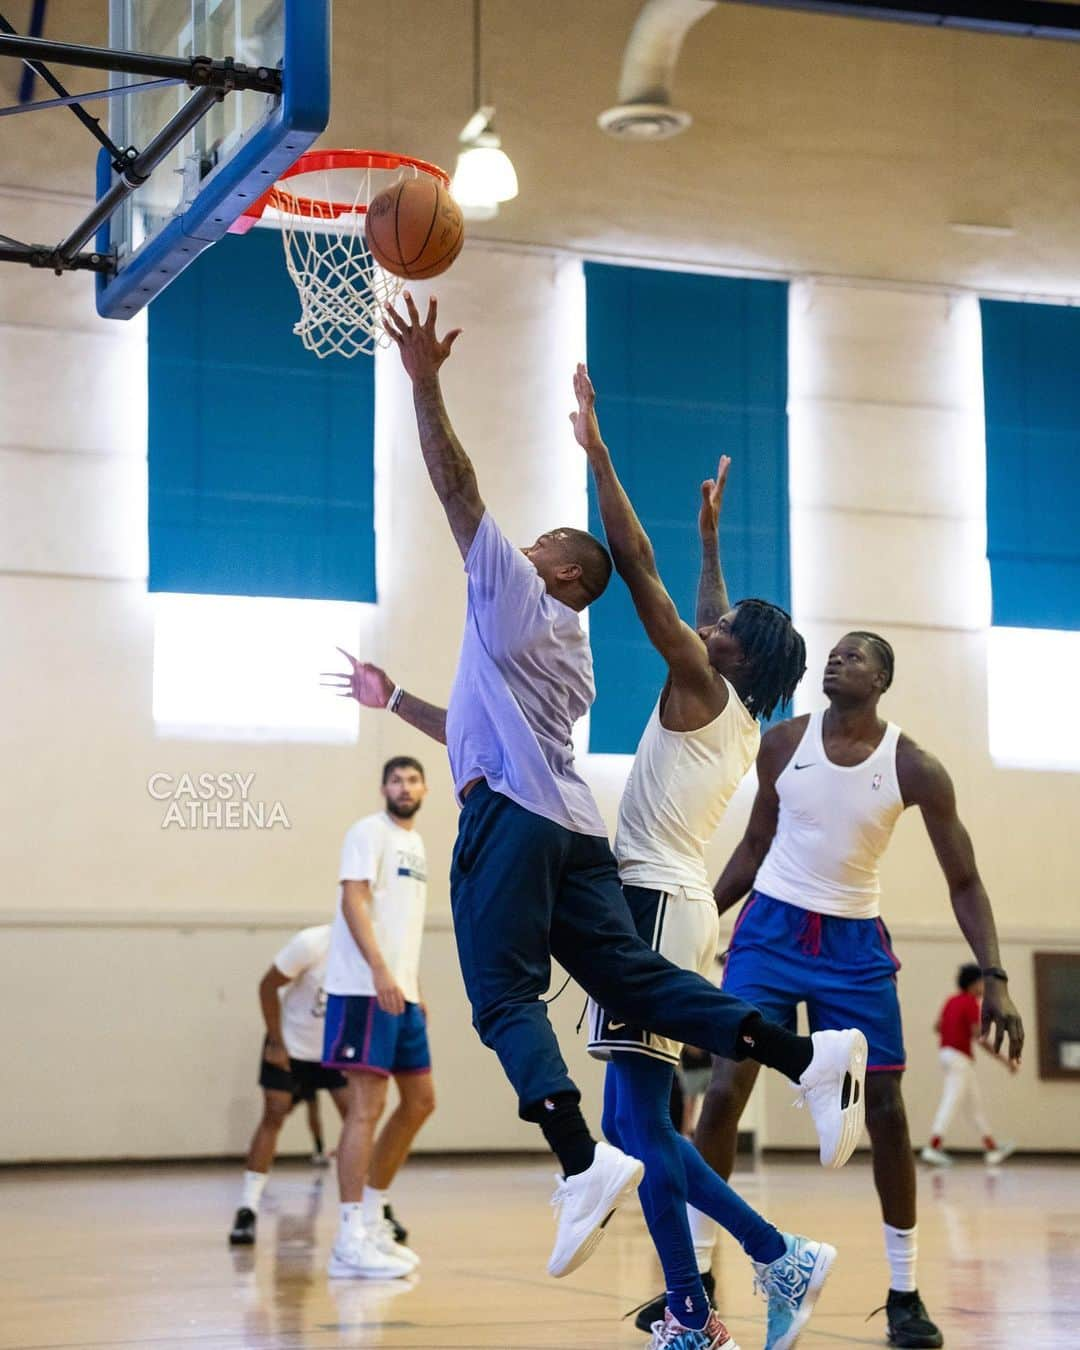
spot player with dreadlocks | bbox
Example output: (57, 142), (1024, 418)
(332, 367), (856, 1350)
(659, 625), (1026, 1350)
(570, 365), (838, 1350)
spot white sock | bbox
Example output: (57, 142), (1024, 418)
(239, 1170), (268, 1213)
(339, 1200), (364, 1237)
(688, 1205), (718, 1275)
(884, 1222), (918, 1293)
(362, 1185), (388, 1227)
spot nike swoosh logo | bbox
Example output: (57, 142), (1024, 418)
(607, 1021), (626, 1032)
(794, 762), (816, 770)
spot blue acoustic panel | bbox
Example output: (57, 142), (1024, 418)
(585, 263), (790, 755)
(981, 298), (1080, 630)
(148, 229), (375, 602)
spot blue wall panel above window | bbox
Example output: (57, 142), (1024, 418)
(981, 299), (1080, 631)
(585, 263), (790, 755)
(148, 229), (376, 602)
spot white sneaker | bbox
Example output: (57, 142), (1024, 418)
(795, 1029), (867, 1169)
(920, 1145), (952, 1168)
(327, 1230), (414, 1280)
(367, 1215), (420, 1269)
(546, 1140), (644, 1278)
(985, 1141), (1015, 1167)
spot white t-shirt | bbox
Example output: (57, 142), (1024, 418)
(273, 924), (331, 1063)
(324, 812), (428, 1004)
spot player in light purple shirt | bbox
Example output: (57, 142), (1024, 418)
(327, 292), (869, 1284)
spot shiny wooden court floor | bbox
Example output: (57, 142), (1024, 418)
(3, 1155), (1078, 1349)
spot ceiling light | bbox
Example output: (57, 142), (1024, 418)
(451, 2), (518, 222)
(452, 113), (518, 219)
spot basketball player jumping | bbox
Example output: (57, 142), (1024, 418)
(681, 630), (1024, 1349)
(327, 293), (867, 1286)
(571, 365), (839, 1350)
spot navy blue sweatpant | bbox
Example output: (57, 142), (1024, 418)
(449, 782), (758, 1116)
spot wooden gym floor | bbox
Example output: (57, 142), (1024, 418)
(3, 1154), (1077, 1349)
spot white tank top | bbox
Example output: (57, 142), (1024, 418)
(754, 711), (904, 918)
(615, 679), (761, 902)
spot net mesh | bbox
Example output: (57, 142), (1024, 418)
(271, 166), (411, 360)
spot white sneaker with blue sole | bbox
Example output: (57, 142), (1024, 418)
(753, 1233), (837, 1350)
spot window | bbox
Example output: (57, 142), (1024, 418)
(981, 299), (1080, 771)
(584, 263), (790, 754)
(980, 299), (1080, 632)
(148, 228), (375, 602)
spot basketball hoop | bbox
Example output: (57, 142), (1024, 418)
(235, 149), (451, 359)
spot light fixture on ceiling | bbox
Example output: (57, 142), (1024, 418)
(451, 1), (518, 221)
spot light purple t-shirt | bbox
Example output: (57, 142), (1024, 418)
(446, 511), (607, 837)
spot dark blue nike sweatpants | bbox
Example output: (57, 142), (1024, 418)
(449, 781), (758, 1117)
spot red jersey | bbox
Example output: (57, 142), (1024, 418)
(938, 991), (981, 1057)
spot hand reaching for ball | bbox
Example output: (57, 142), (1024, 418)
(384, 292), (462, 382)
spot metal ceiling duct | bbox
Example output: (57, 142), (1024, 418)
(598, 0), (719, 140)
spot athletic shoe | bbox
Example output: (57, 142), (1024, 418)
(546, 1140), (644, 1277)
(367, 1215), (420, 1269)
(384, 1202), (408, 1244)
(875, 1289), (944, 1349)
(753, 1233), (836, 1350)
(327, 1230), (415, 1280)
(985, 1141), (1015, 1166)
(794, 1029), (867, 1168)
(228, 1207), (256, 1246)
(919, 1145), (952, 1167)
(311, 1150), (331, 1168)
(646, 1307), (739, 1349)
(635, 1272), (717, 1333)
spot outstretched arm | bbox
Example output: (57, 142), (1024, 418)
(696, 456), (731, 628)
(322, 651), (447, 745)
(570, 365), (709, 681)
(384, 293), (484, 559)
(900, 744), (1024, 1063)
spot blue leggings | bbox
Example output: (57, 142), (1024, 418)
(603, 1054), (785, 1328)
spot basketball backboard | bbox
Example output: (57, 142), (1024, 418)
(95, 0), (329, 319)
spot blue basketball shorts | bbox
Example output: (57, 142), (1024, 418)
(722, 890), (906, 1072)
(321, 994), (432, 1077)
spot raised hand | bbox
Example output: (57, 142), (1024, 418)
(321, 649), (394, 708)
(568, 363), (605, 453)
(383, 291), (462, 382)
(699, 455), (731, 541)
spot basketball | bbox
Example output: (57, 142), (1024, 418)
(364, 175), (465, 280)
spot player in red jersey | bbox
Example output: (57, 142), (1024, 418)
(921, 964), (1016, 1169)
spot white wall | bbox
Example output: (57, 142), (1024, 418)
(2, 220), (1077, 1160)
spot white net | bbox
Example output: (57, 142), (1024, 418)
(270, 166), (413, 360)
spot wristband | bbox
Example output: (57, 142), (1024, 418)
(387, 685), (405, 714)
(981, 966), (1009, 982)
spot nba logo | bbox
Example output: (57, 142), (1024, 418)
(872, 773), (882, 791)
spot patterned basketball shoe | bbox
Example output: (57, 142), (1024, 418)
(647, 1307), (740, 1350)
(752, 1233), (837, 1350)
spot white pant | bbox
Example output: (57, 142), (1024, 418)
(930, 1047), (992, 1142)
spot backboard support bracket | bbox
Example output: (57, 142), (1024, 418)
(0, 0), (330, 313)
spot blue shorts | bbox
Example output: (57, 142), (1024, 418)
(322, 995), (431, 1077)
(723, 891), (906, 1072)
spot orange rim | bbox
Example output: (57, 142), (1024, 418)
(240, 148), (451, 224)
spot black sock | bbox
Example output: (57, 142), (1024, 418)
(736, 1013), (813, 1083)
(525, 1092), (596, 1177)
